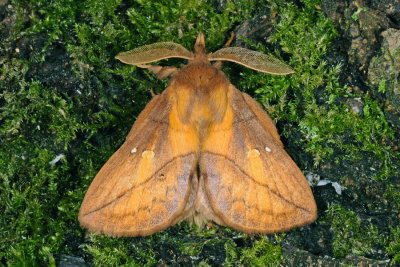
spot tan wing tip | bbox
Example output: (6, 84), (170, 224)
(115, 51), (123, 59)
(300, 202), (318, 227)
(78, 205), (121, 237)
(284, 65), (295, 74)
(115, 51), (142, 66)
(114, 51), (129, 63)
(231, 208), (317, 235)
(78, 203), (180, 237)
(78, 212), (161, 237)
(282, 199), (318, 232)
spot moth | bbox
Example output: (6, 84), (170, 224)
(79, 33), (317, 237)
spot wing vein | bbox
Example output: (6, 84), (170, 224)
(235, 92), (298, 205)
(202, 152), (309, 212)
(83, 153), (196, 216)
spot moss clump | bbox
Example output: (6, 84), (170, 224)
(387, 226), (400, 263)
(82, 234), (157, 266)
(225, 235), (282, 266)
(323, 204), (386, 258)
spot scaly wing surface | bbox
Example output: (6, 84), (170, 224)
(79, 90), (199, 236)
(200, 85), (317, 234)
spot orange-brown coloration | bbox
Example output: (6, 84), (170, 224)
(79, 33), (317, 237)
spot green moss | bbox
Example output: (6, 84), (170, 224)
(384, 184), (400, 210)
(0, 59), (99, 265)
(225, 235), (282, 266)
(12, 0), (82, 50)
(250, 1), (340, 162)
(250, 1), (397, 179)
(387, 226), (400, 263)
(1, 0), (399, 265)
(83, 235), (157, 266)
(323, 204), (386, 258)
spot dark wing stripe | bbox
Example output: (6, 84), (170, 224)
(202, 152), (312, 213)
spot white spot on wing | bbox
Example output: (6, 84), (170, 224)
(131, 147), (137, 154)
(265, 146), (272, 152)
(247, 148), (260, 158)
(142, 150), (155, 159)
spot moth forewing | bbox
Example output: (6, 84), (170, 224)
(79, 32), (316, 237)
(199, 85), (317, 234)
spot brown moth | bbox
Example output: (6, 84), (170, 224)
(79, 32), (317, 237)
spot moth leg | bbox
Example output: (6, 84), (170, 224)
(136, 64), (180, 79)
(223, 32), (235, 48)
(212, 33), (236, 69)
